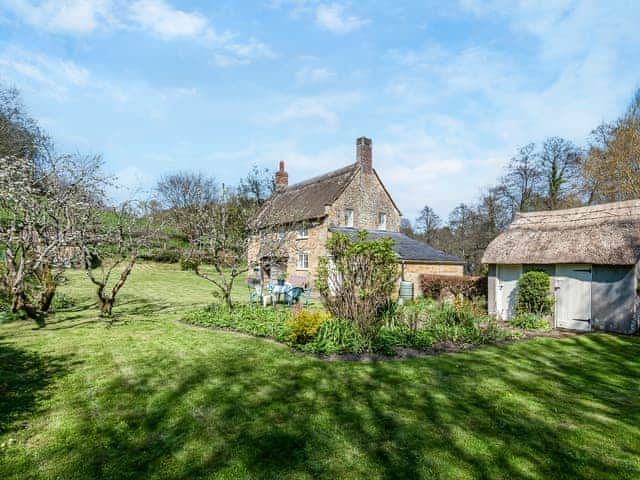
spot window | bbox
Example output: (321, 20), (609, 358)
(296, 252), (309, 270)
(297, 224), (308, 239)
(277, 228), (286, 240)
(344, 208), (354, 227)
(378, 212), (387, 230)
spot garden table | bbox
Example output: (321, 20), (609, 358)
(267, 283), (292, 304)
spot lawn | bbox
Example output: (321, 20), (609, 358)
(1, 262), (639, 479)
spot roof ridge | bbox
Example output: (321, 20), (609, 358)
(519, 199), (640, 218)
(283, 162), (358, 191)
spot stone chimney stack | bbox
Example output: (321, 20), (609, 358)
(356, 137), (372, 174)
(275, 161), (288, 189)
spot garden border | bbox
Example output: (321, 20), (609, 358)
(176, 319), (582, 363)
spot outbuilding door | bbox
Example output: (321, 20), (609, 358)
(497, 265), (521, 321)
(555, 264), (592, 331)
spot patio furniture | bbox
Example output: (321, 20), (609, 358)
(286, 287), (304, 306)
(267, 282), (292, 304)
(248, 284), (262, 304)
(303, 287), (312, 306)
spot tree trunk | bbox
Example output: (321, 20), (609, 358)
(38, 268), (57, 313)
(100, 297), (114, 317)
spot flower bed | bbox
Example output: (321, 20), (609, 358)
(183, 298), (518, 357)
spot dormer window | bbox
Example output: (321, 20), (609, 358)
(297, 224), (308, 239)
(344, 209), (354, 227)
(378, 212), (387, 230)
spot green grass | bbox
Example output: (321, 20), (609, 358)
(1, 262), (640, 479)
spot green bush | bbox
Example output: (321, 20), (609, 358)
(515, 271), (554, 315)
(184, 304), (291, 342)
(303, 319), (370, 354)
(145, 248), (182, 264)
(51, 292), (77, 311)
(179, 256), (199, 271)
(288, 310), (331, 344)
(511, 312), (550, 330)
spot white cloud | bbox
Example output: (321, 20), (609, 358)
(4, 0), (113, 33)
(264, 92), (361, 129)
(3, 0), (275, 67)
(315, 3), (368, 34)
(129, 0), (207, 38)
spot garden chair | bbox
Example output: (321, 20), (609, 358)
(303, 287), (312, 306)
(286, 287), (304, 306)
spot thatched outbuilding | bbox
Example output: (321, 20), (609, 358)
(483, 200), (640, 333)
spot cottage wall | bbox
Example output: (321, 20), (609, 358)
(282, 221), (329, 287)
(327, 169), (401, 231)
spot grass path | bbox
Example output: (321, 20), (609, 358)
(1, 262), (639, 479)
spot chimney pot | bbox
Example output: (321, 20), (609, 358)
(356, 137), (372, 174)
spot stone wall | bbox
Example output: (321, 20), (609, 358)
(327, 169), (401, 231)
(401, 262), (464, 295)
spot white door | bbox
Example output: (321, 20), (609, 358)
(555, 265), (592, 331)
(497, 265), (521, 321)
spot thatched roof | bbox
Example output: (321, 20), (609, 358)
(251, 163), (359, 227)
(330, 227), (463, 263)
(482, 199), (640, 265)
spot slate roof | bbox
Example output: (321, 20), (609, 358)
(482, 199), (640, 265)
(251, 163), (359, 228)
(329, 227), (464, 263)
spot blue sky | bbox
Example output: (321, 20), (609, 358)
(1, 1), (639, 221)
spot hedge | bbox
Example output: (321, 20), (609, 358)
(419, 274), (487, 300)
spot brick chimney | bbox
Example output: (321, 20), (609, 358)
(356, 137), (372, 174)
(275, 161), (288, 189)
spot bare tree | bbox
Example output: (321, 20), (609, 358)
(155, 171), (219, 242)
(415, 205), (442, 244)
(189, 186), (253, 308)
(539, 137), (581, 209)
(502, 143), (541, 214)
(78, 201), (158, 318)
(238, 165), (275, 205)
(0, 154), (106, 324)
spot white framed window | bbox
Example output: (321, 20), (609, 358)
(277, 228), (286, 240)
(296, 252), (309, 270)
(378, 212), (387, 230)
(297, 224), (308, 239)
(344, 208), (354, 227)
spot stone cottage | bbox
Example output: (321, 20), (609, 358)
(248, 137), (463, 288)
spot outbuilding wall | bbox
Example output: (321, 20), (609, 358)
(591, 265), (637, 334)
(488, 262), (639, 334)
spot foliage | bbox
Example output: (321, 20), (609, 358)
(277, 272), (287, 282)
(420, 274), (487, 300)
(288, 310), (331, 344)
(316, 231), (399, 340)
(50, 292), (77, 311)
(303, 318), (370, 354)
(512, 312), (551, 330)
(179, 255), (198, 271)
(148, 248), (182, 264)
(516, 271), (554, 315)
(184, 304), (292, 342)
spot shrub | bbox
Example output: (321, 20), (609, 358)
(304, 319), (369, 354)
(184, 304), (291, 342)
(420, 274), (487, 300)
(511, 312), (550, 330)
(288, 310), (331, 344)
(51, 292), (77, 311)
(515, 271), (554, 315)
(316, 231), (399, 340)
(180, 255), (199, 271)
(149, 248), (182, 264)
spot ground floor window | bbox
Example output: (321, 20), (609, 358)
(296, 252), (309, 270)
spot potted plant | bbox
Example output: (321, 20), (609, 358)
(277, 273), (287, 286)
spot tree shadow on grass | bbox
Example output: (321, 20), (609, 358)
(20, 333), (640, 479)
(0, 337), (71, 435)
